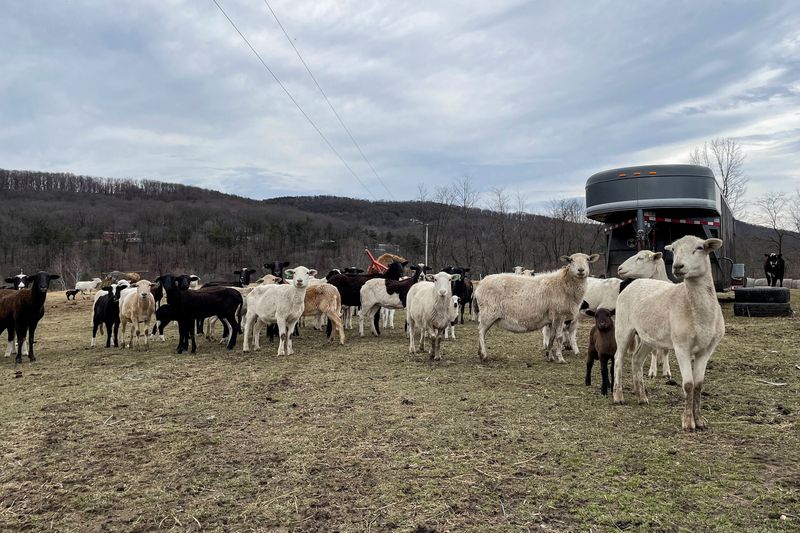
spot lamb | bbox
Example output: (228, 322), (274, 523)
(444, 296), (461, 339)
(0, 271), (60, 363)
(612, 236), (725, 431)
(358, 264), (425, 337)
(584, 306), (616, 395)
(91, 285), (124, 348)
(65, 289), (80, 300)
(155, 274), (243, 353)
(243, 266), (316, 356)
(75, 277), (102, 297)
(474, 253), (599, 363)
(442, 266), (473, 324)
(119, 280), (156, 350)
(406, 271), (460, 361)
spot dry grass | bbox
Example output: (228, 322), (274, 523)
(1, 292), (798, 532)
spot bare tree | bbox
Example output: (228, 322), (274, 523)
(544, 198), (585, 265)
(415, 183), (430, 202)
(452, 175), (480, 267)
(689, 137), (748, 217)
(753, 192), (791, 253)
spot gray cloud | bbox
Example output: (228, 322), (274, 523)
(1, 0), (798, 210)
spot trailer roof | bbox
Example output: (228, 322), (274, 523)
(585, 164), (723, 221)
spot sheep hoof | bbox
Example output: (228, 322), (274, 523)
(682, 413), (696, 431)
(638, 396), (649, 405)
(695, 417), (708, 430)
(648, 370), (657, 378)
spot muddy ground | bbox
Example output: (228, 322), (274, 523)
(0, 292), (798, 531)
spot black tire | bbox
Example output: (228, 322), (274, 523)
(734, 302), (793, 317)
(735, 287), (791, 304)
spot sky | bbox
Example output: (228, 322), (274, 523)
(2, 1), (799, 213)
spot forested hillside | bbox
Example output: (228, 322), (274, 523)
(0, 169), (796, 286)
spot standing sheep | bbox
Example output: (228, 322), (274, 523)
(0, 271), (60, 363)
(406, 271), (460, 361)
(474, 253), (599, 363)
(119, 280), (156, 350)
(612, 236), (724, 431)
(584, 307), (616, 395)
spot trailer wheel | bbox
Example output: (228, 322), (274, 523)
(734, 302), (793, 317)
(734, 287), (790, 304)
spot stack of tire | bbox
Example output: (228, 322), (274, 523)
(734, 287), (793, 317)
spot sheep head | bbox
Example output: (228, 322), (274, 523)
(665, 236), (722, 280)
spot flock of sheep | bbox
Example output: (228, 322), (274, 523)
(1, 235), (725, 430)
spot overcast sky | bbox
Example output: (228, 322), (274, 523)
(2, 1), (798, 212)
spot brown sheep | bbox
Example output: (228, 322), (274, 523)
(585, 306), (616, 396)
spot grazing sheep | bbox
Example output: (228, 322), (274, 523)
(612, 236), (724, 431)
(474, 253), (599, 363)
(584, 306), (616, 395)
(119, 280), (156, 350)
(406, 271), (460, 361)
(0, 271), (60, 363)
(243, 266), (316, 356)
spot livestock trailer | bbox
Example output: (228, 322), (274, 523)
(585, 164), (735, 290)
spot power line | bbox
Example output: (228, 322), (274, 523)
(261, 0), (396, 201)
(210, 0), (377, 201)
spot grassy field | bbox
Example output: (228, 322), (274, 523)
(1, 293), (798, 532)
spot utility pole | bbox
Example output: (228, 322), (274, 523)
(410, 218), (430, 267)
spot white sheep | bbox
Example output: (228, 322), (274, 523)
(243, 266), (316, 356)
(75, 278), (102, 298)
(474, 253), (599, 363)
(444, 295), (461, 339)
(612, 236), (724, 431)
(119, 280), (156, 350)
(406, 271), (460, 360)
(618, 250), (672, 379)
(513, 266), (535, 276)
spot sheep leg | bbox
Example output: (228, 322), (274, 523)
(600, 355), (612, 396)
(91, 323), (99, 348)
(541, 325), (550, 349)
(647, 349), (659, 378)
(26, 323), (37, 362)
(430, 329), (441, 361)
(121, 320), (129, 349)
(477, 317), (496, 362)
(277, 319), (287, 356)
(327, 309), (346, 345)
(252, 321), (263, 351)
(286, 319), (298, 355)
(690, 350), (713, 431)
(660, 350), (672, 380)
(5, 329), (14, 357)
(418, 324), (426, 351)
(358, 307), (366, 337)
(143, 320), (150, 351)
(630, 342), (650, 404)
(224, 315), (238, 350)
(546, 321), (565, 363)
(407, 319), (416, 354)
(585, 352), (596, 387)
(243, 314), (255, 352)
(566, 319), (580, 354)
(674, 348), (697, 431)
(612, 329), (636, 404)
(372, 309), (381, 336)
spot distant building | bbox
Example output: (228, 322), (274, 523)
(373, 243), (401, 255)
(102, 231), (141, 243)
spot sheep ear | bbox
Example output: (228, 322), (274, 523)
(610, 309), (616, 317)
(424, 274), (435, 282)
(234, 270), (241, 275)
(450, 274), (461, 282)
(189, 275), (199, 282)
(778, 253), (783, 258)
(703, 238), (723, 252)
(764, 254), (770, 258)
(462, 268), (470, 272)
(284, 269), (294, 280)
(49, 274), (60, 281)
(4, 277), (13, 283)
(652, 252), (663, 260)
(281, 261), (290, 268)
(307, 269), (318, 278)
(248, 269), (256, 274)
(587, 254), (600, 263)
(559, 255), (571, 263)
(664, 245), (673, 252)
(584, 309), (595, 317)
